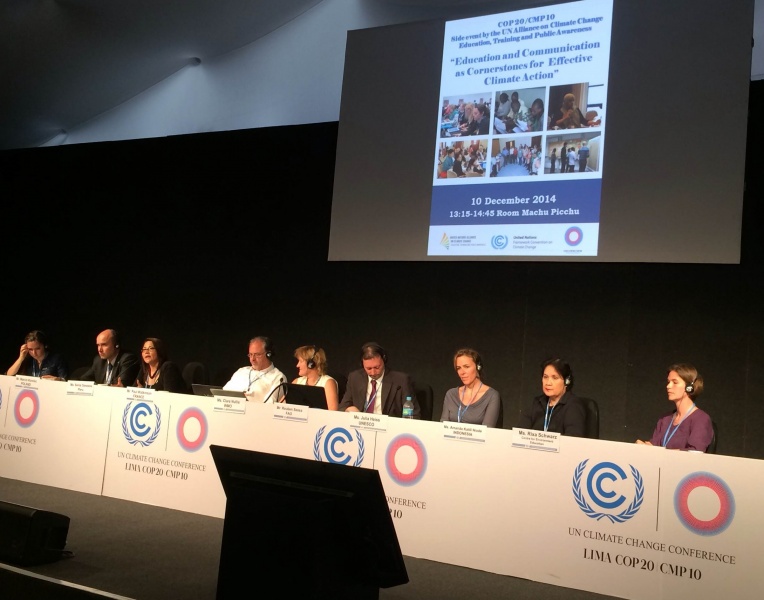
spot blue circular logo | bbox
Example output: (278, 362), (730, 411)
(565, 227), (583, 246)
(313, 426), (364, 466)
(491, 234), (508, 250)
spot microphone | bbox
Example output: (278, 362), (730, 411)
(263, 377), (287, 404)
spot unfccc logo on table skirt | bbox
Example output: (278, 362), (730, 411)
(572, 459), (644, 523)
(674, 472), (735, 536)
(14, 389), (40, 427)
(313, 426), (364, 466)
(176, 407), (208, 452)
(385, 434), (427, 486)
(122, 401), (162, 447)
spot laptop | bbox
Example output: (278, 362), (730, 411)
(210, 388), (247, 399)
(283, 383), (328, 410)
(191, 383), (215, 397)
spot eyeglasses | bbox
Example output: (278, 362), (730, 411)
(141, 347), (157, 352)
(247, 353), (265, 359)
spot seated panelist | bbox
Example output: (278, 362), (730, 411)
(223, 336), (286, 403)
(440, 348), (500, 427)
(518, 358), (586, 436)
(339, 342), (418, 418)
(6, 329), (68, 381)
(636, 363), (713, 452)
(291, 345), (339, 410)
(134, 337), (188, 394)
(80, 328), (139, 386)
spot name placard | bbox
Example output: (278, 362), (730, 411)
(511, 427), (560, 452)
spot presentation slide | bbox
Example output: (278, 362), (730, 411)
(430, 0), (612, 257)
(329, 0), (753, 263)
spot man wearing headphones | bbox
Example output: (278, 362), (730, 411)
(339, 342), (419, 418)
(223, 336), (286, 402)
(80, 329), (140, 386)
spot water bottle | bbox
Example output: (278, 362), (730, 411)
(402, 395), (414, 419)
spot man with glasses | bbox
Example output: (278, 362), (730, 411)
(80, 328), (140, 387)
(223, 336), (286, 402)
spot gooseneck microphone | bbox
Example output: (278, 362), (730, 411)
(263, 377), (287, 404)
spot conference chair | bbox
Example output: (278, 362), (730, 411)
(69, 365), (90, 381)
(330, 372), (348, 403)
(415, 383), (434, 422)
(579, 397), (600, 439)
(495, 397), (504, 428)
(706, 421), (718, 454)
(182, 361), (210, 388)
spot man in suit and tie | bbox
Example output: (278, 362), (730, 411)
(80, 329), (140, 386)
(339, 342), (419, 418)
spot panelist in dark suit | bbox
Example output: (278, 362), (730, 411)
(80, 329), (140, 386)
(518, 358), (586, 436)
(338, 342), (419, 418)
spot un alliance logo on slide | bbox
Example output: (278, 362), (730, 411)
(122, 401), (162, 447)
(313, 426), (364, 466)
(572, 459), (644, 523)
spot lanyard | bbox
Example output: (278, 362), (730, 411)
(458, 382), (483, 423)
(544, 399), (559, 431)
(662, 403), (696, 447)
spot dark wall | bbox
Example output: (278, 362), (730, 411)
(2, 82), (762, 458)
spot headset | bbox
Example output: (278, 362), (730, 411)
(253, 336), (273, 360)
(686, 379), (695, 394)
(564, 376), (571, 386)
(306, 346), (318, 369)
(361, 342), (387, 364)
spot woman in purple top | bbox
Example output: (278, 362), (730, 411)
(637, 363), (713, 452)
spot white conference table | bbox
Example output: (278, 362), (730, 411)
(0, 374), (759, 599)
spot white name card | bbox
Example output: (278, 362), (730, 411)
(511, 427), (560, 452)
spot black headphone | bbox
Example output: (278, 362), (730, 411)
(256, 336), (273, 360)
(306, 346), (318, 369)
(686, 380), (695, 394)
(361, 342), (387, 364)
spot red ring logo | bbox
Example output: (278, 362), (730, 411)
(15, 389), (40, 427)
(176, 408), (208, 452)
(674, 472), (735, 535)
(385, 434), (427, 486)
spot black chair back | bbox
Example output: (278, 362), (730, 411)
(706, 421), (718, 454)
(579, 397), (600, 439)
(415, 383), (434, 421)
(182, 362), (210, 387)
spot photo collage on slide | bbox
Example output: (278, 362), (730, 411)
(436, 81), (604, 182)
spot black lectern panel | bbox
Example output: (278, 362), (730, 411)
(0, 501), (70, 566)
(210, 445), (408, 600)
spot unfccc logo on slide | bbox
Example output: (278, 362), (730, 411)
(122, 401), (162, 447)
(491, 234), (509, 250)
(674, 472), (735, 536)
(572, 459), (644, 523)
(176, 407), (208, 452)
(14, 389), (41, 427)
(385, 434), (427, 486)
